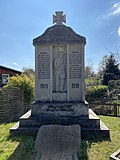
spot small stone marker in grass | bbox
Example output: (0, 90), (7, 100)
(35, 125), (81, 160)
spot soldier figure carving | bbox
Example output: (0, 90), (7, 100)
(53, 53), (65, 92)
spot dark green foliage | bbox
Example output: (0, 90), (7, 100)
(86, 85), (108, 103)
(101, 54), (120, 85)
(109, 80), (120, 92)
(108, 80), (116, 92)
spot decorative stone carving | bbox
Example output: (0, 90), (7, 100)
(52, 46), (67, 93)
(53, 53), (65, 92)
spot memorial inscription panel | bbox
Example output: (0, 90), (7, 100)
(69, 52), (82, 79)
(38, 52), (50, 79)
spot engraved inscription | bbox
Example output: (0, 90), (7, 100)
(69, 52), (82, 79)
(38, 52), (50, 79)
(46, 105), (74, 112)
(72, 83), (79, 88)
(40, 84), (48, 88)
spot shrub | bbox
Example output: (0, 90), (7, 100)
(86, 85), (108, 103)
(5, 74), (34, 103)
(108, 80), (116, 92)
(109, 80), (120, 91)
(90, 105), (114, 115)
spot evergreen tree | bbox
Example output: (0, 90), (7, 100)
(101, 54), (120, 85)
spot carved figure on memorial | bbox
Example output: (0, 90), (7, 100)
(53, 53), (65, 92)
(59, 69), (65, 92)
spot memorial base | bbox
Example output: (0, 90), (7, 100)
(31, 101), (89, 118)
(10, 101), (110, 139)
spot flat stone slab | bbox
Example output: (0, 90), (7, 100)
(35, 125), (80, 160)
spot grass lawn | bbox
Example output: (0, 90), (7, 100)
(0, 116), (120, 160)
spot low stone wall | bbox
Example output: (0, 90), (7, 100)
(0, 87), (31, 122)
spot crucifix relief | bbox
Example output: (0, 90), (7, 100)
(53, 11), (66, 25)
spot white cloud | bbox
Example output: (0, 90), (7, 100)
(112, 2), (120, 15)
(117, 26), (120, 36)
(99, 2), (120, 21)
(13, 62), (18, 66)
(113, 7), (120, 15)
(113, 3), (118, 8)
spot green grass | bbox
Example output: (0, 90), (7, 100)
(79, 116), (120, 160)
(0, 116), (120, 160)
(0, 123), (36, 160)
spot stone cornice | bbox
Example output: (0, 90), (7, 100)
(33, 25), (86, 46)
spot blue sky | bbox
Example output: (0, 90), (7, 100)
(0, 0), (120, 72)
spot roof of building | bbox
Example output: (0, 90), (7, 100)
(0, 65), (22, 74)
(33, 24), (86, 46)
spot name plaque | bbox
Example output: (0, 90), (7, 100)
(38, 52), (50, 79)
(69, 52), (82, 79)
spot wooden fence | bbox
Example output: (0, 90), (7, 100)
(89, 98), (120, 117)
(0, 87), (31, 123)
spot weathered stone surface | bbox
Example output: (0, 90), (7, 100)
(31, 101), (89, 117)
(33, 25), (86, 45)
(37, 153), (78, 160)
(53, 11), (66, 25)
(10, 109), (110, 138)
(34, 43), (86, 104)
(35, 125), (80, 160)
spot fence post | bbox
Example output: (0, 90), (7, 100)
(21, 90), (24, 115)
(118, 94), (120, 100)
(113, 104), (117, 117)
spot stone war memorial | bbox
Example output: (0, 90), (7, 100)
(10, 11), (110, 155)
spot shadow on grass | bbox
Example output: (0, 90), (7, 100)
(7, 136), (36, 160)
(6, 133), (110, 160)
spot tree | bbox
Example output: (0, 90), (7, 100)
(85, 59), (95, 78)
(100, 54), (120, 85)
(22, 67), (35, 78)
(85, 66), (94, 78)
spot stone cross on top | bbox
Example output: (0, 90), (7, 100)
(53, 11), (66, 25)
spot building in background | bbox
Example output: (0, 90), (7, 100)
(0, 65), (21, 87)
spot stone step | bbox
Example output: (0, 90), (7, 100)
(19, 109), (100, 128)
(10, 109), (110, 139)
(10, 120), (109, 138)
(19, 116), (100, 128)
